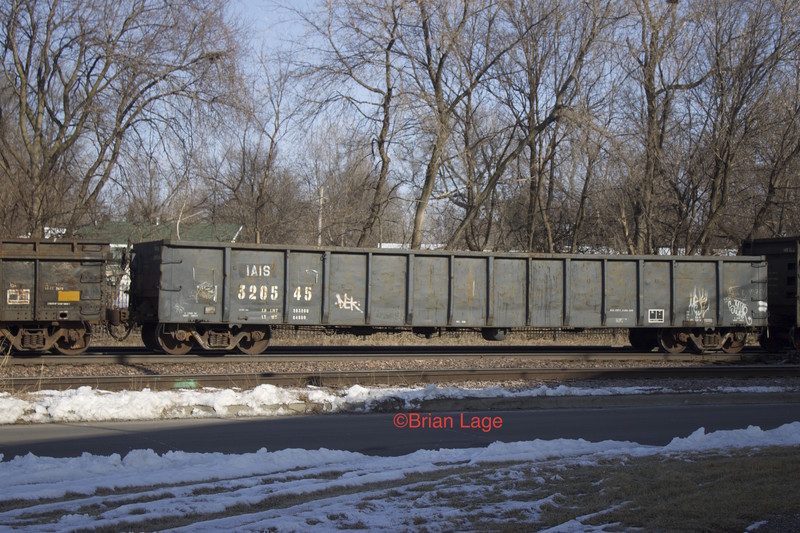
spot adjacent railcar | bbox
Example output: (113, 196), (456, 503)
(0, 240), (110, 354)
(742, 236), (800, 351)
(129, 240), (768, 355)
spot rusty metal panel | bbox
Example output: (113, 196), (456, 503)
(369, 254), (406, 326)
(286, 252), (323, 324)
(230, 249), (284, 323)
(451, 257), (487, 326)
(605, 260), (637, 326)
(328, 253), (367, 325)
(493, 258), (527, 327)
(412, 256), (448, 326)
(531, 260), (563, 326)
(569, 260), (602, 327)
(642, 261), (671, 326)
(674, 261), (717, 327)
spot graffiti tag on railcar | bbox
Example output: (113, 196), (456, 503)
(335, 293), (363, 313)
(725, 298), (752, 325)
(724, 287), (752, 325)
(687, 287), (709, 322)
(196, 282), (218, 303)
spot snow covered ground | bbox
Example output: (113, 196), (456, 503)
(1, 383), (799, 531)
(0, 382), (795, 424)
(1, 423), (798, 531)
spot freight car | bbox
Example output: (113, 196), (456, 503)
(0, 240), (110, 354)
(128, 240), (769, 355)
(743, 236), (800, 351)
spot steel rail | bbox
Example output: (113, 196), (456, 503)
(2, 365), (798, 393)
(3, 345), (763, 366)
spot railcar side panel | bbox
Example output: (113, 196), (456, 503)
(568, 260), (602, 327)
(368, 254), (406, 325)
(530, 260), (564, 327)
(721, 262), (761, 327)
(674, 261), (717, 327)
(158, 246), (223, 323)
(452, 257), (487, 326)
(37, 261), (104, 321)
(642, 261), (670, 326)
(230, 249), (284, 323)
(286, 252), (323, 325)
(412, 256), (448, 326)
(0, 242), (107, 324)
(1, 261), (35, 321)
(742, 236), (796, 349)
(605, 260), (637, 326)
(493, 258), (527, 327)
(328, 253), (366, 325)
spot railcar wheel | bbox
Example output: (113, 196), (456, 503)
(628, 329), (658, 351)
(54, 325), (92, 355)
(721, 332), (746, 354)
(157, 325), (193, 355)
(237, 327), (271, 355)
(141, 323), (161, 352)
(657, 330), (687, 354)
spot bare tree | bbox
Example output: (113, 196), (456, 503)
(616, 0), (706, 254)
(746, 64), (800, 239)
(315, 0), (403, 247)
(445, 0), (616, 251)
(687, 0), (800, 252)
(399, 0), (517, 249)
(0, 0), (238, 237)
(230, 52), (297, 243)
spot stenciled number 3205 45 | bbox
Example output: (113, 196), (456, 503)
(237, 284), (279, 301)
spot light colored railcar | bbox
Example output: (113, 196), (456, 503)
(130, 240), (768, 355)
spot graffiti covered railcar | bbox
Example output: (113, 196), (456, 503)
(129, 240), (768, 355)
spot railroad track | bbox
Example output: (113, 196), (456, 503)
(2, 344), (767, 366)
(2, 365), (798, 393)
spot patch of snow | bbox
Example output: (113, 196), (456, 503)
(1, 382), (793, 425)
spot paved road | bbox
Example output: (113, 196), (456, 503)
(2, 399), (799, 459)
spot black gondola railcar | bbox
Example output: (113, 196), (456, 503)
(0, 240), (110, 354)
(129, 240), (769, 355)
